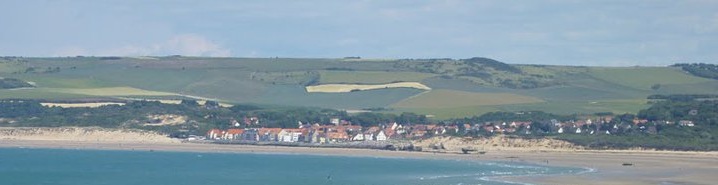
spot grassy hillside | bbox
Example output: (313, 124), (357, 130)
(391, 89), (543, 108)
(587, 67), (712, 90)
(1, 56), (717, 119)
(318, 70), (435, 84)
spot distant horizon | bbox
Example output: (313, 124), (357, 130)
(0, 55), (695, 67)
(2, 1), (717, 66)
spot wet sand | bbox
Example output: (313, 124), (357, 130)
(1, 139), (716, 185)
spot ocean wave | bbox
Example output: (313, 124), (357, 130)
(479, 162), (547, 170)
(576, 167), (597, 174)
(478, 176), (534, 185)
(419, 172), (486, 180)
(490, 171), (514, 175)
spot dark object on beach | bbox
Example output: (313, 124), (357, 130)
(461, 147), (477, 154)
(478, 151), (487, 155)
(622, 163), (633, 166)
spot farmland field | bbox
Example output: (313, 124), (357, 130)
(40, 102), (126, 108)
(13, 76), (114, 88)
(587, 67), (712, 90)
(318, 70), (435, 84)
(393, 106), (501, 120)
(391, 89), (544, 108)
(0, 89), (93, 99)
(46, 87), (177, 96)
(305, 82), (431, 93)
(2, 57), (718, 119)
(254, 85), (425, 109)
(493, 99), (649, 115)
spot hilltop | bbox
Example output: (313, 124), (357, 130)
(1, 56), (717, 119)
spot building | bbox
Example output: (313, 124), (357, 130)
(258, 128), (282, 141)
(278, 129), (303, 142)
(224, 129), (244, 140)
(375, 130), (388, 141)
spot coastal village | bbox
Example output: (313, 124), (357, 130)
(203, 116), (696, 144)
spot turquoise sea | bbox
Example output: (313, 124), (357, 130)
(0, 148), (583, 185)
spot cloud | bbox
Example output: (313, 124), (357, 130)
(161, 34), (231, 57)
(53, 47), (89, 57)
(53, 34), (231, 57)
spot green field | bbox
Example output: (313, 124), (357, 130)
(393, 106), (501, 120)
(391, 89), (544, 108)
(2, 57), (717, 119)
(493, 99), (649, 115)
(318, 70), (435, 84)
(588, 67), (712, 90)
(14, 76), (113, 88)
(0, 89), (94, 99)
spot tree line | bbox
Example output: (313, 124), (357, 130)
(672, 63), (718, 80)
(0, 78), (34, 89)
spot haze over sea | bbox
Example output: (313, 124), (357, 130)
(0, 148), (582, 185)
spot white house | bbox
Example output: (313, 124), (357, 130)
(679, 120), (695, 127)
(391, 122), (399, 130)
(352, 133), (365, 141)
(375, 130), (387, 141)
(364, 133), (374, 141)
(278, 129), (302, 142)
(557, 127), (564, 134)
(396, 126), (406, 134)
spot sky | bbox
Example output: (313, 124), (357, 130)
(1, 0), (717, 66)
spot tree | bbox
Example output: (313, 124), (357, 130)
(204, 101), (220, 109)
(651, 84), (661, 91)
(180, 99), (199, 107)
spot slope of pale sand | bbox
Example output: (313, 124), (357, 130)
(493, 150), (718, 185)
(0, 127), (178, 143)
(415, 136), (718, 185)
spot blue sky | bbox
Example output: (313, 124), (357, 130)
(1, 0), (717, 66)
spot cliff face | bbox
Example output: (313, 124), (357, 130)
(0, 127), (177, 143)
(414, 136), (583, 152)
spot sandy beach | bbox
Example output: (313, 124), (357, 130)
(2, 140), (717, 185)
(1, 128), (717, 185)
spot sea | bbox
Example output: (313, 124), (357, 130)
(0, 148), (584, 185)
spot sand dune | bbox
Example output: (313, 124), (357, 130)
(0, 127), (178, 143)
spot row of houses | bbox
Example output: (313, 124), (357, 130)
(207, 124), (388, 143)
(206, 117), (699, 142)
(207, 121), (475, 143)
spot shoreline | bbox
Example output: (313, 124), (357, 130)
(1, 139), (717, 185)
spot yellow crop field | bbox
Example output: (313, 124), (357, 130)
(47, 87), (177, 96)
(40, 102), (126, 108)
(306, 82), (431, 93)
